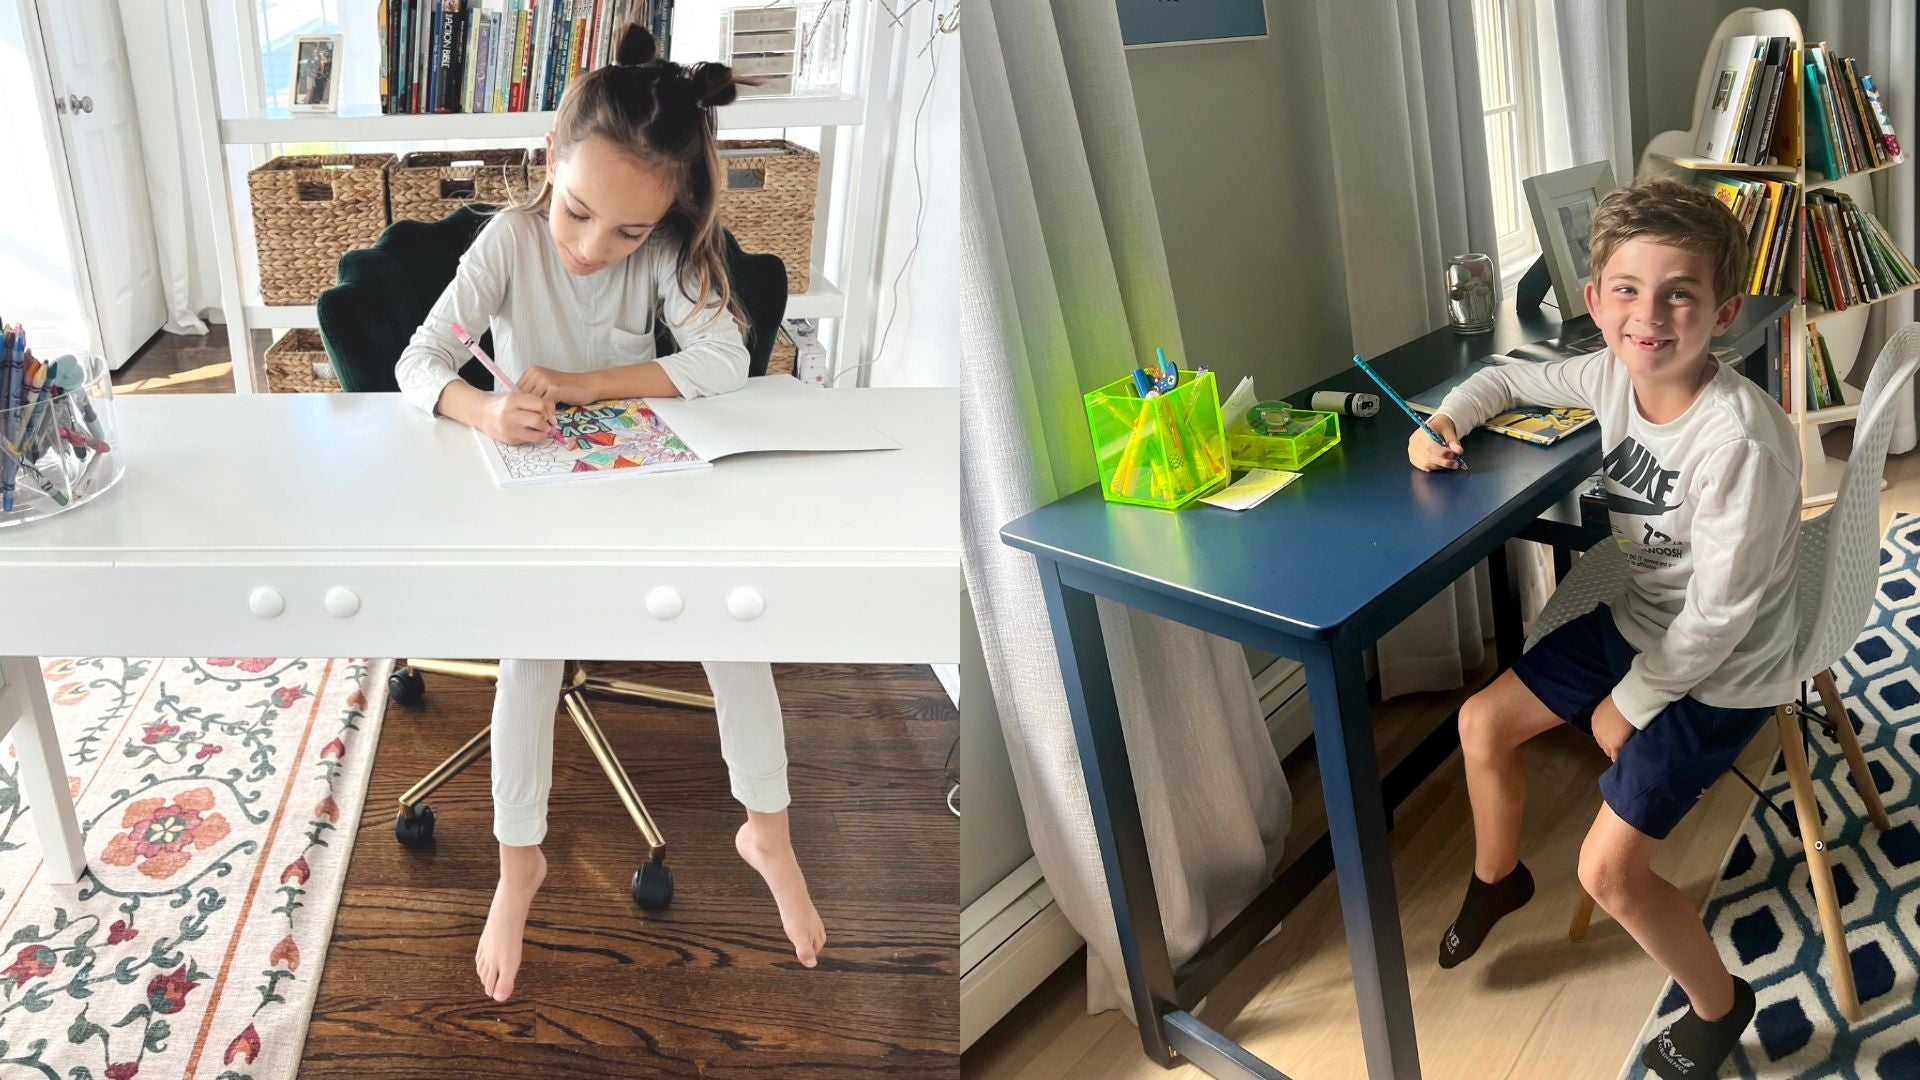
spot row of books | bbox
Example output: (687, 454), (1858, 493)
(1695, 35), (1798, 165)
(1700, 174), (1798, 295)
(1803, 44), (1902, 180)
(1804, 190), (1919, 312)
(1804, 322), (1848, 412)
(378, 0), (676, 116)
(1691, 38), (1904, 175)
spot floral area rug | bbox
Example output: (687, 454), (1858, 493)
(0, 657), (389, 1080)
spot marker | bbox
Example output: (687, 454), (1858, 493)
(448, 321), (561, 441)
(58, 428), (110, 454)
(1350, 353), (1467, 471)
(14, 360), (56, 454)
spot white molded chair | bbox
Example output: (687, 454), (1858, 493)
(1530, 326), (1920, 1022)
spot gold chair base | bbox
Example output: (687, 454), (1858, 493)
(394, 659), (714, 860)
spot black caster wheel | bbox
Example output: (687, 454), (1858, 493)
(631, 861), (674, 911)
(389, 667), (426, 707)
(394, 804), (436, 848)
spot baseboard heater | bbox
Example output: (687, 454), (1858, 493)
(960, 856), (1083, 1050)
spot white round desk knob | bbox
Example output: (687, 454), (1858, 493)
(323, 587), (361, 618)
(646, 586), (684, 620)
(726, 587), (766, 622)
(248, 587), (285, 619)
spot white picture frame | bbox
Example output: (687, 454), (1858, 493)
(1522, 161), (1618, 319)
(289, 35), (342, 113)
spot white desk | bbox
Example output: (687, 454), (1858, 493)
(0, 389), (960, 885)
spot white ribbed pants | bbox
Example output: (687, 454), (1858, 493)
(489, 660), (789, 847)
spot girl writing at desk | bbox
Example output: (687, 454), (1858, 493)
(393, 20), (825, 1003)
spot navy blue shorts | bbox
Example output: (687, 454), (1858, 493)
(1511, 604), (1773, 840)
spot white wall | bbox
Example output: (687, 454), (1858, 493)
(866, 2), (957, 388)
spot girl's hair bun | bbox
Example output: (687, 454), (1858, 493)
(688, 62), (739, 109)
(615, 23), (658, 66)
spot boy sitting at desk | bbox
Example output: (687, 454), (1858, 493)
(1408, 179), (1801, 1079)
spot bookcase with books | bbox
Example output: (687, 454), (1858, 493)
(174, 0), (900, 394)
(1641, 7), (1912, 507)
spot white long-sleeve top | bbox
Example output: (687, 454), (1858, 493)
(1436, 350), (1802, 729)
(394, 208), (749, 416)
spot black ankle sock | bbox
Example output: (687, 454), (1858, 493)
(1437, 861), (1534, 969)
(1641, 976), (1756, 1079)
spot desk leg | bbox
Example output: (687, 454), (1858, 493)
(1488, 543), (1523, 670)
(1302, 639), (1421, 1080)
(1, 657), (86, 884)
(1035, 560), (1179, 1066)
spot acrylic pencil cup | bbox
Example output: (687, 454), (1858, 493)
(0, 353), (123, 528)
(1084, 369), (1229, 509)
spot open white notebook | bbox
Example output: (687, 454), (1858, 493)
(475, 375), (901, 487)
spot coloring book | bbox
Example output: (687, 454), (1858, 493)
(478, 398), (706, 485)
(474, 375), (900, 487)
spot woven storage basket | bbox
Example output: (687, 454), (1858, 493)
(718, 140), (817, 292)
(249, 154), (393, 304)
(767, 327), (797, 376)
(517, 148), (549, 202)
(391, 149), (526, 222)
(263, 329), (339, 393)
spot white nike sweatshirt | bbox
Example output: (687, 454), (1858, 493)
(1436, 350), (1802, 729)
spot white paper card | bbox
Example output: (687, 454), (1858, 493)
(1200, 468), (1300, 511)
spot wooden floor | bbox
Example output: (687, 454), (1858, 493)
(298, 662), (959, 1078)
(110, 325), (263, 395)
(963, 429), (1920, 1080)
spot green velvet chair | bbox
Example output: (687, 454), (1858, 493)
(315, 204), (789, 911)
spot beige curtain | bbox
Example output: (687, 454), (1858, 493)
(961, 0), (1290, 1016)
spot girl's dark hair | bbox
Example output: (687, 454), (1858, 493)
(510, 22), (744, 323)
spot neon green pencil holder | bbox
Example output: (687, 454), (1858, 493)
(1083, 369), (1229, 509)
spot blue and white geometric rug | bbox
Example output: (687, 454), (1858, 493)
(1621, 514), (1920, 1078)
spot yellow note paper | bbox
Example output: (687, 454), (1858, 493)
(1200, 468), (1300, 511)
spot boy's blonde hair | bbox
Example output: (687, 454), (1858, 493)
(1586, 179), (1749, 304)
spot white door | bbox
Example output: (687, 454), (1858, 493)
(34, 0), (165, 368)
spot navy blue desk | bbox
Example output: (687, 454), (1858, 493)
(999, 297), (1791, 1080)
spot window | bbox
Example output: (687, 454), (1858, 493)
(1472, 0), (1546, 283)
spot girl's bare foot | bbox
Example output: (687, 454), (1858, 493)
(736, 810), (826, 966)
(476, 842), (546, 1001)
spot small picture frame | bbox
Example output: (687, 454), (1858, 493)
(1116, 0), (1268, 48)
(1522, 161), (1618, 319)
(289, 35), (342, 113)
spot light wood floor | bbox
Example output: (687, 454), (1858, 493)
(963, 428), (1920, 1080)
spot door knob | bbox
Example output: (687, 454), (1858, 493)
(68, 94), (92, 114)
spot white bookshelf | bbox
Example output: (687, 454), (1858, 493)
(1640, 7), (1913, 507)
(216, 95), (868, 143)
(175, 0), (904, 394)
(242, 278), (845, 332)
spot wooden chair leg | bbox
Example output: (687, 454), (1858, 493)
(1815, 669), (1892, 832)
(1777, 704), (1863, 1022)
(1569, 889), (1597, 943)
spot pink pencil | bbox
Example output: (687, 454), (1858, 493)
(448, 321), (562, 442)
(448, 321), (520, 393)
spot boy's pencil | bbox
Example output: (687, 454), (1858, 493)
(1350, 353), (1467, 470)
